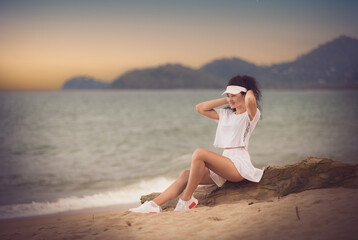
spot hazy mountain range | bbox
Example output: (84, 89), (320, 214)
(62, 35), (358, 90)
(62, 76), (110, 90)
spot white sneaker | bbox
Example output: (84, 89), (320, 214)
(174, 196), (198, 211)
(129, 201), (162, 213)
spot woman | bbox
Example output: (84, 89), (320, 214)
(130, 74), (264, 213)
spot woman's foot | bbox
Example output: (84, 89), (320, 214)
(129, 201), (162, 213)
(174, 196), (198, 211)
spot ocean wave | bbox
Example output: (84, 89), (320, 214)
(0, 177), (174, 220)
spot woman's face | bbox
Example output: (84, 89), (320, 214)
(226, 93), (245, 109)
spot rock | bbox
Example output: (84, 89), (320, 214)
(141, 157), (358, 210)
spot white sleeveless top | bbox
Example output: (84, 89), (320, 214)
(213, 108), (261, 149)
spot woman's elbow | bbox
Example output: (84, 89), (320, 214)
(195, 104), (202, 113)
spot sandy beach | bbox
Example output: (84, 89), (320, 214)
(1, 187), (357, 240)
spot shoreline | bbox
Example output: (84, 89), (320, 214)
(0, 202), (140, 223)
(1, 187), (357, 240)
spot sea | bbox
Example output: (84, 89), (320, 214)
(0, 89), (357, 220)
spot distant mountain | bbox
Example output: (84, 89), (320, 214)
(62, 35), (358, 90)
(261, 35), (358, 88)
(200, 57), (260, 81)
(111, 64), (222, 89)
(62, 76), (110, 90)
(201, 35), (358, 88)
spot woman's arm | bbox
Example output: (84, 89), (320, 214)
(245, 90), (258, 121)
(196, 98), (228, 120)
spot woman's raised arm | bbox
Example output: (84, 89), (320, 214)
(245, 90), (258, 121)
(196, 98), (228, 120)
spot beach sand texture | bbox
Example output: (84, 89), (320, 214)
(1, 187), (357, 240)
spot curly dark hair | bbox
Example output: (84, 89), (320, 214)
(226, 74), (262, 113)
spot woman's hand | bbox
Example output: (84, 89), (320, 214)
(196, 97), (227, 120)
(245, 90), (257, 121)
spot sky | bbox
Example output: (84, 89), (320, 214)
(0, 0), (357, 90)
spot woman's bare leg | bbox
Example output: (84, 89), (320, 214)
(152, 170), (189, 206)
(181, 148), (244, 201)
(152, 168), (215, 206)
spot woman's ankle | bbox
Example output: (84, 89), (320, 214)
(152, 199), (161, 206)
(180, 193), (191, 201)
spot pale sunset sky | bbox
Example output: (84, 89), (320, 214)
(0, 0), (357, 90)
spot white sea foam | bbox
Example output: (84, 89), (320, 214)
(0, 177), (174, 220)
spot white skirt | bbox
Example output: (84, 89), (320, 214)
(209, 148), (264, 187)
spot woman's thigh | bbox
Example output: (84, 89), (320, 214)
(194, 148), (244, 182)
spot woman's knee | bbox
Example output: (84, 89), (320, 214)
(192, 148), (206, 162)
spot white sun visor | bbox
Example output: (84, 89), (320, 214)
(221, 85), (247, 95)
